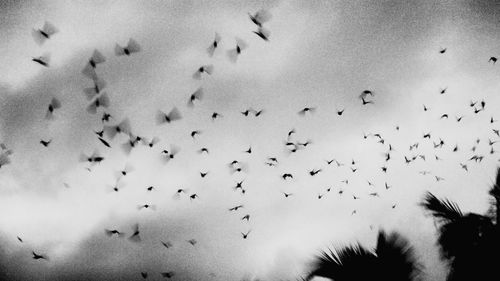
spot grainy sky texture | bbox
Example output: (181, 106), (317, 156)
(1, 0), (500, 280)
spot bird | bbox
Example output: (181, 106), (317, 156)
(283, 192), (293, 198)
(101, 112), (112, 123)
(98, 137), (111, 148)
(207, 32), (221, 57)
(157, 107), (182, 124)
(241, 230), (251, 239)
(161, 271), (175, 278)
(359, 90), (374, 99)
(161, 241), (173, 249)
(104, 118), (131, 139)
(32, 251), (48, 260)
(190, 130), (201, 138)
(105, 229), (125, 237)
(138, 204), (156, 210)
(309, 169), (322, 176)
(115, 38), (141, 56)
(32, 54), (50, 67)
(460, 163), (468, 171)
(40, 139), (51, 147)
(440, 87), (447, 94)
(45, 97), (61, 119)
(32, 21), (58, 45)
(489, 56), (497, 64)
(248, 9), (272, 27)
(82, 49), (106, 79)
(187, 239), (197, 246)
(128, 224), (141, 242)
(188, 88), (204, 107)
(361, 96), (373, 105)
(192, 64), (214, 80)
(282, 173), (293, 180)
(253, 26), (271, 41)
(227, 37), (247, 63)
(254, 109), (264, 117)
(229, 205), (244, 211)
(83, 77), (107, 100)
(211, 112), (222, 120)
(298, 107), (316, 115)
(87, 93), (110, 114)
(439, 47), (447, 54)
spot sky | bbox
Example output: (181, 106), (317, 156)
(0, 0), (500, 280)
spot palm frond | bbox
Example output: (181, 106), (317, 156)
(308, 244), (376, 280)
(420, 191), (463, 223)
(375, 230), (422, 281)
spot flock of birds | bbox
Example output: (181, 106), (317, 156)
(1, 7), (499, 281)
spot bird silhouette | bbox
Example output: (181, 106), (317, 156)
(115, 38), (141, 56)
(207, 32), (221, 57)
(32, 21), (58, 45)
(32, 54), (50, 67)
(248, 9), (272, 27)
(157, 107), (182, 124)
(192, 64), (214, 80)
(45, 97), (61, 119)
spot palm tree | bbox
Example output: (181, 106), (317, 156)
(420, 167), (500, 281)
(307, 230), (421, 281)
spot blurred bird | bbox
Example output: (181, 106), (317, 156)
(82, 49), (106, 79)
(489, 56), (497, 64)
(241, 230), (251, 239)
(249, 9), (272, 27)
(192, 64), (214, 80)
(227, 37), (247, 63)
(161, 272), (175, 278)
(45, 97), (61, 119)
(105, 229), (125, 237)
(87, 93), (110, 114)
(32, 251), (48, 260)
(83, 77), (107, 100)
(104, 118), (131, 139)
(298, 107), (316, 116)
(32, 53), (50, 67)
(207, 32), (221, 57)
(32, 21), (58, 45)
(115, 38), (141, 56)
(40, 139), (51, 147)
(253, 26), (270, 41)
(188, 87), (204, 107)
(157, 107), (182, 124)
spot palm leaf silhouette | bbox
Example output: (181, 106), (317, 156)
(420, 192), (463, 224)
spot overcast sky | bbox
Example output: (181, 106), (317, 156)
(1, 0), (500, 280)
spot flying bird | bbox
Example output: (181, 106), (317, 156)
(192, 64), (214, 80)
(249, 9), (272, 27)
(115, 38), (141, 56)
(45, 97), (61, 119)
(32, 53), (50, 67)
(253, 26), (271, 41)
(188, 88), (204, 107)
(87, 93), (110, 114)
(227, 37), (247, 63)
(157, 107), (182, 124)
(207, 32), (221, 57)
(32, 21), (58, 45)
